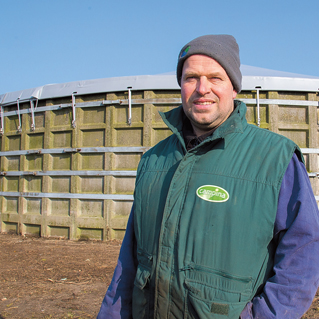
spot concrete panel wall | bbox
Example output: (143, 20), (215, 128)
(0, 89), (318, 240)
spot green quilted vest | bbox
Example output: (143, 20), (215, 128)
(132, 101), (301, 319)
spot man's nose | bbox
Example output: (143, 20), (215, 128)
(196, 77), (211, 95)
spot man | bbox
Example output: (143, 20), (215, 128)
(97, 35), (319, 318)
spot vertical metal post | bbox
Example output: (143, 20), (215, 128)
(0, 93), (5, 135)
(0, 104), (3, 135)
(127, 87), (132, 126)
(255, 86), (261, 127)
(16, 98), (22, 132)
(71, 92), (77, 128)
(30, 99), (35, 131)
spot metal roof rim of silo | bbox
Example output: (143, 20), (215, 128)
(0, 65), (319, 106)
(242, 76), (319, 92)
(0, 75), (180, 106)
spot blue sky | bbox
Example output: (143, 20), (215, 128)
(1, 0), (318, 95)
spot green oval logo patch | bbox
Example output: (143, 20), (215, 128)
(196, 185), (229, 203)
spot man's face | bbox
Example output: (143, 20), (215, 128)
(181, 54), (237, 136)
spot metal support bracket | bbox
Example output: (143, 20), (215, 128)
(27, 150), (42, 155)
(127, 87), (132, 126)
(63, 148), (81, 153)
(29, 99), (37, 131)
(71, 92), (77, 128)
(16, 98), (22, 132)
(255, 86), (261, 127)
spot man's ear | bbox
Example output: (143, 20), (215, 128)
(232, 90), (237, 99)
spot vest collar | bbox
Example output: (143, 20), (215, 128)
(159, 100), (247, 149)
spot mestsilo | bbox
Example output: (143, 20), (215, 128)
(0, 66), (318, 240)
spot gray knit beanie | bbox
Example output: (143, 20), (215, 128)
(176, 34), (242, 92)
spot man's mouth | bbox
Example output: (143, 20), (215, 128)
(195, 101), (214, 105)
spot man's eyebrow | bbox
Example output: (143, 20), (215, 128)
(182, 71), (198, 77)
(183, 71), (223, 78)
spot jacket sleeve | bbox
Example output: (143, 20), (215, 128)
(240, 153), (319, 319)
(97, 207), (137, 319)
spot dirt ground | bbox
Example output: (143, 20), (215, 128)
(0, 233), (318, 319)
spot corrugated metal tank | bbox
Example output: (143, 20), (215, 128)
(0, 69), (318, 240)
